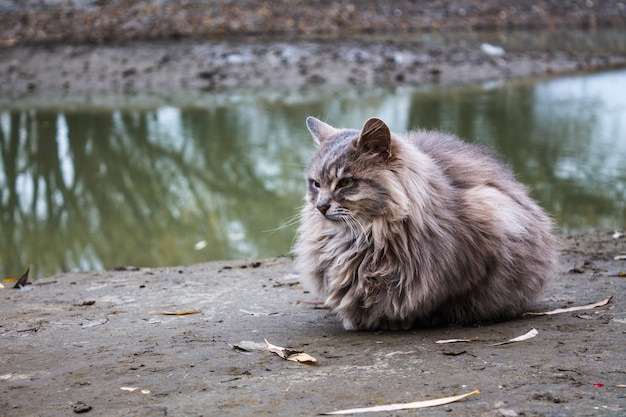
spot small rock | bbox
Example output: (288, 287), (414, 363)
(72, 401), (92, 413)
(122, 67), (137, 77)
(308, 74), (325, 84)
(481, 43), (505, 57)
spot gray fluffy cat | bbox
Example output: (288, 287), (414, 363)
(294, 116), (558, 330)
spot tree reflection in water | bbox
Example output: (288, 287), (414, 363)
(2, 69), (625, 278)
(0, 105), (311, 278)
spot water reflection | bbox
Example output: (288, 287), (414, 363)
(405, 70), (626, 231)
(1, 69), (625, 278)
(0, 103), (315, 278)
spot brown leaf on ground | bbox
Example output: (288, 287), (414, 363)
(13, 268), (30, 289)
(264, 339), (317, 364)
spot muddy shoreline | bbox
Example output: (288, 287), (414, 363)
(2, 1), (625, 47)
(2, 36), (626, 98)
(1, 1), (626, 97)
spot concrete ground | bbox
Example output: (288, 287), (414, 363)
(2, 3), (625, 416)
(1, 231), (625, 416)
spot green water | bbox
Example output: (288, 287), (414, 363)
(2, 69), (626, 278)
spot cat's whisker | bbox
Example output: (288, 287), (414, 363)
(325, 207), (369, 244)
(344, 215), (370, 245)
(342, 216), (357, 239)
(278, 162), (308, 169)
(263, 212), (302, 234)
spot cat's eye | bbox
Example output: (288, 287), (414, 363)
(338, 178), (354, 188)
(311, 180), (321, 188)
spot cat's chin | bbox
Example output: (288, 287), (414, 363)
(320, 214), (342, 222)
(319, 214), (363, 230)
(315, 211), (345, 222)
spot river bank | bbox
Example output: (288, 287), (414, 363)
(1, 0), (625, 47)
(0, 29), (626, 99)
(1, 1), (625, 97)
(2, 34), (626, 98)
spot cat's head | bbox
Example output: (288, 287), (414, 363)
(304, 117), (408, 225)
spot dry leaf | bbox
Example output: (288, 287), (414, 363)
(264, 339), (317, 364)
(232, 340), (267, 352)
(523, 297), (612, 317)
(489, 328), (538, 346)
(147, 309), (202, 315)
(13, 268), (30, 289)
(74, 300), (96, 307)
(81, 318), (108, 328)
(120, 387), (151, 394)
(286, 352), (318, 363)
(604, 270), (626, 277)
(233, 339), (317, 364)
(239, 309), (277, 316)
(322, 389), (480, 415)
(435, 338), (478, 344)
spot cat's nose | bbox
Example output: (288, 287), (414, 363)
(316, 202), (331, 215)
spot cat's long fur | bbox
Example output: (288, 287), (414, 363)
(294, 117), (558, 330)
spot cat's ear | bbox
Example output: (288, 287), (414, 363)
(306, 117), (339, 145)
(357, 117), (391, 160)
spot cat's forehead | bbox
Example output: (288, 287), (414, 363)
(311, 133), (358, 178)
(321, 129), (359, 150)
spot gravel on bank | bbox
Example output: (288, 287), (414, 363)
(2, 37), (626, 97)
(1, 0), (625, 47)
(1, 1), (625, 97)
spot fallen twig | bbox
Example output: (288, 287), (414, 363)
(321, 389), (480, 415)
(147, 309), (202, 315)
(488, 328), (538, 346)
(435, 337), (478, 344)
(523, 296), (612, 317)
